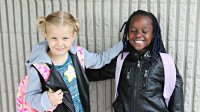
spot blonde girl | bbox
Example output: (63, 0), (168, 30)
(25, 11), (123, 112)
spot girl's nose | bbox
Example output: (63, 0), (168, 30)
(57, 40), (63, 46)
(136, 31), (142, 38)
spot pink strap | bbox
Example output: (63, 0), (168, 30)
(77, 46), (85, 69)
(33, 63), (51, 81)
(160, 53), (176, 106)
(33, 63), (57, 111)
(115, 52), (129, 98)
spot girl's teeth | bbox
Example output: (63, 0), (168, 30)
(135, 40), (143, 44)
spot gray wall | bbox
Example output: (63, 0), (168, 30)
(0, 0), (200, 112)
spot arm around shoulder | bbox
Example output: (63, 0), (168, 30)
(84, 40), (123, 69)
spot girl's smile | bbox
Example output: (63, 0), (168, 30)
(128, 15), (153, 53)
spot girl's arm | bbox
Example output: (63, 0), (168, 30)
(83, 41), (123, 69)
(168, 68), (184, 112)
(25, 67), (55, 111)
(85, 56), (117, 81)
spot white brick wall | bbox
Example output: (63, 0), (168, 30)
(0, 0), (199, 112)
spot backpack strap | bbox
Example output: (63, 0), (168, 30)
(77, 46), (85, 69)
(32, 63), (57, 111)
(159, 53), (176, 106)
(32, 63), (51, 82)
(115, 52), (130, 98)
(16, 63), (51, 112)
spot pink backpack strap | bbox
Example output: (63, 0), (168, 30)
(32, 63), (51, 81)
(16, 75), (37, 112)
(16, 63), (51, 112)
(160, 53), (176, 106)
(115, 52), (129, 98)
(32, 63), (56, 111)
(77, 46), (85, 69)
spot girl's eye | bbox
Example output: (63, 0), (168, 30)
(63, 37), (69, 40)
(130, 30), (137, 33)
(142, 30), (148, 34)
(51, 37), (57, 40)
(143, 31), (148, 33)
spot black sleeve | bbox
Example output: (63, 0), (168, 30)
(168, 67), (184, 112)
(85, 57), (117, 81)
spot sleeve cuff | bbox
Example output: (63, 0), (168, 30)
(40, 91), (56, 111)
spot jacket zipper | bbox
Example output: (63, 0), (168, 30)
(134, 58), (141, 111)
(63, 100), (75, 112)
(127, 68), (131, 87)
(143, 70), (149, 87)
(137, 60), (140, 68)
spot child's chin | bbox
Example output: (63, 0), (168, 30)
(134, 47), (145, 52)
(56, 51), (68, 55)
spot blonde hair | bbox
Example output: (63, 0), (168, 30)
(36, 11), (80, 34)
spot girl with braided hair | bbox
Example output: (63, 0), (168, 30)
(86, 10), (184, 112)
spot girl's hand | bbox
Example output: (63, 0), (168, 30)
(47, 89), (64, 106)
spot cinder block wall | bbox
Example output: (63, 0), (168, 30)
(0, 0), (200, 112)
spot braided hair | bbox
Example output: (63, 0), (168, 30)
(120, 10), (166, 60)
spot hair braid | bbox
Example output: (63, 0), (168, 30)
(150, 12), (166, 58)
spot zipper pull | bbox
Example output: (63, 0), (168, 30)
(127, 68), (132, 93)
(143, 70), (149, 87)
(144, 70), (148, 78)
(46, 85), (54, 93)
(127, 68), (131, 86)
(127, 73), (130, 79)
(137, 60), (140, 68)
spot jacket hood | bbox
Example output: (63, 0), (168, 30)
(25, 40), (78, 69)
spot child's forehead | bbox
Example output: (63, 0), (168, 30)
(130, 15), (153, 27)
(47, 24), (74, 32)
(131, 15), (152, 22)
(47, 23), (72, 28)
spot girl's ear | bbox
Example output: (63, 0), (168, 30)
(73, 32), (77, 37)
(44, 33), (47, 39)
(73, 32), (78, 40)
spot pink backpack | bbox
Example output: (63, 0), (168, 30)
(115, 52), (176, 107)
(16, 46), (85, 112)
(16, 63), (51, 112)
